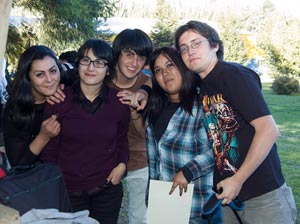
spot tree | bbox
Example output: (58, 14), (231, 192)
(150, 0), (178, 48)
(215, 6), (248, 63)
(6, 23), (37, 72)
(261, 16), (300, 77)
(14, 0), (116, 50)
(7, 0), (116, 71)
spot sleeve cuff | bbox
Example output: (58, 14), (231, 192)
(140, 85), (152, 97)
(180, 166), (193, 183)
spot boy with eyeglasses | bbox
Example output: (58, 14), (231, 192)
(174, 20), (297, 224)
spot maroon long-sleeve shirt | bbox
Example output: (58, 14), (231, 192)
(40, 86), (130, 192)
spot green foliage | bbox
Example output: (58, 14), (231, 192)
(6, 0), (300, 80)
(7, 0), (116, 71)
(259, 12), (300, 77)
(6, 23), (38, 73)
(150, 0), (178, 48)
(13, 0), (116, 51)
(263, 43), (300, 77)
(216, 10), (248, 63)
(271, 76), (300, 95)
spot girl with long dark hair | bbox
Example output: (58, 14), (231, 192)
(144, 47), (222, 224)
(4, 45), (61, 166)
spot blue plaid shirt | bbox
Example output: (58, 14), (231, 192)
(146, 102), (214, 219)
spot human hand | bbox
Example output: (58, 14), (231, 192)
(117, 89), (148, 111)
(169, 171), (188, 196)
(46, 84), (65, 105)
(216, 176), (242, 204)
(132, 89), (148, 111)
(106, 163), (126, 185)
(39, 114), (61, 140)
(117, 90), (134, 105)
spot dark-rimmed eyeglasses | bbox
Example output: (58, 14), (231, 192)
(179, 39), (208, 55)
(79, 57), (107, 68)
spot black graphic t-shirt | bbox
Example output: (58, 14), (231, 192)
(200, 61), (284, 201)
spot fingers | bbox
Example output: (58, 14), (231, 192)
(184, 185), (188, 193)
(116, 90), (131, 96)
(215, 182), (224, 199)
(46, 97), (55, 105)
(55, 88), (65, 101)
(169, 183), (177, 195)
(106, 176), (112, 184)
(43, 114), (58, 125)
(215, 180), (236, 205)
(106, 164), (125, 185)
(46, 86), (65, 105)
(118, 98), (132, 105)
(46, 95), (61, 104)
(59, 84), (65, 91)
(216, 183), (223, 195)
(135, 93), (148, 110)
(133, 92), (146, 106)
(106, 173), (120, 185)
(117, 90), (134, 105)
(117, 90), (148, 110)
(221, 198), (232, 205)
(136, 101), (147, 111)
(179, 187), (183, 196)
(41, 114), (61, 137)
(169, 183), (187, 196)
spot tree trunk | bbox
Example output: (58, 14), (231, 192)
(0, 0), (12, 78)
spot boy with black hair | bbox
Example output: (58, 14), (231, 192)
(110, 28), (153, 224)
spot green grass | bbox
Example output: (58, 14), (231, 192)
(262, 83), (300, 223)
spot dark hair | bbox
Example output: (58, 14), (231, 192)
(144, 46), (199, 126)
(6, 45), (61, 123)
(72, 39), (114, 99)
(112, 29), (153, 65)
(174, 20), (224, 60)
(59, 50), (77, 64)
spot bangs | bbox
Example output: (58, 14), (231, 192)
(120, 37), (151, 56)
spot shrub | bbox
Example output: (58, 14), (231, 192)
(271, 76), (300, 95)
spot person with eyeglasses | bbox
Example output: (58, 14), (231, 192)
(40, 38), (130, 224)
(174, 20), (297, 224)
(44, 30), (153, 224)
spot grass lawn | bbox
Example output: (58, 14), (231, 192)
(262, 83), (300, 223)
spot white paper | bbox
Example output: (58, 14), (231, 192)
(147, 180), (194, 224)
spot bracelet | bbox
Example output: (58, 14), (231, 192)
(140, 85), (152, 97)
